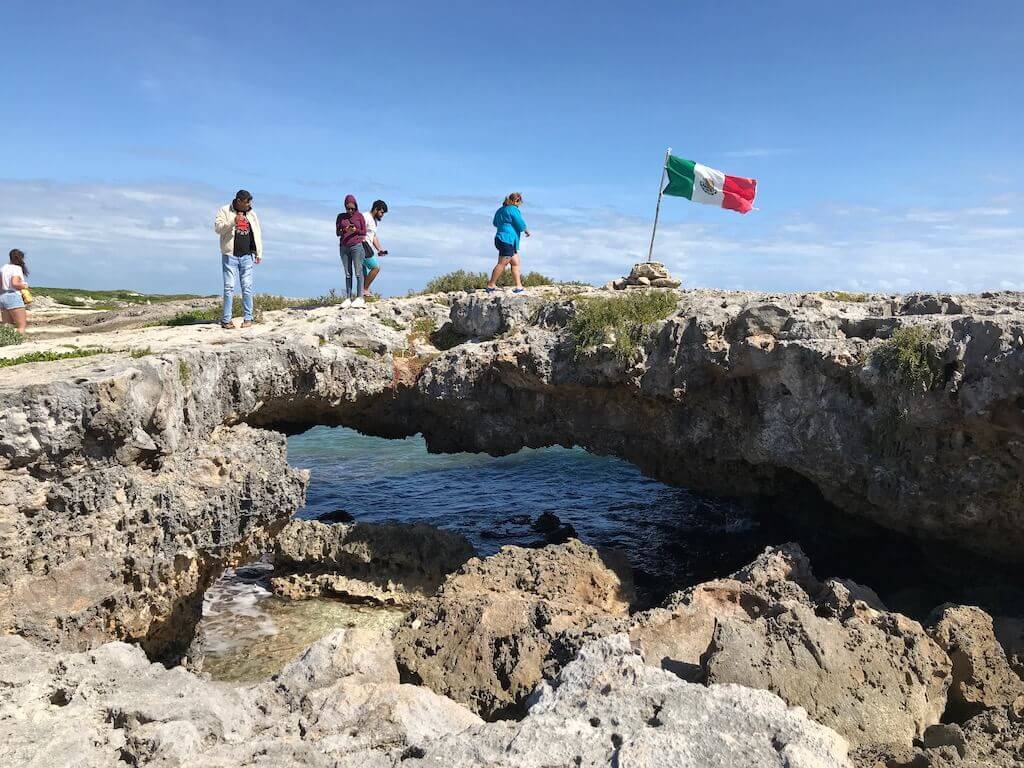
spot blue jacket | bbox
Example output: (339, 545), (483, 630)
(493, 205), (528, 251)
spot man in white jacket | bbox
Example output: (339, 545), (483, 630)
(213, 189), (263, 329)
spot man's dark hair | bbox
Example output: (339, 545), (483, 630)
(235, 189), (253, 202)
(9, 248), (27, 276)
(372, 200), (388, 213)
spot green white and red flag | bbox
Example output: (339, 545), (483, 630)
(663, 155), (757, 214)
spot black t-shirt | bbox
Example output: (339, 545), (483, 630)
(232, 209), (254, 256)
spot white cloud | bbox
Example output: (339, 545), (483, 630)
(0, 179), (1021, 297)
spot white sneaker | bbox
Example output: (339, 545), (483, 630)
(351, 297), (366, 308)
(341, 298), (352, 309)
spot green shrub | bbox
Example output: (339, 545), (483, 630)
(33, 287), (206, 307)
(421, 270), (555, 294)
(0, 324), (22, 347)
(824, 291), (870, 302)
(354, 347), (377, 358)
(570, 291), (678, 361)
(872, 326), (942, 392)
(130, 347), (152, 358)
(0, 347), (110, 368)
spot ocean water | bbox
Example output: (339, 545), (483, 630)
(199, 426), (1024, 681)
(288, 426), (780, 602)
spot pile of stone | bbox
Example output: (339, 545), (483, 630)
(610, 261), (681, 290)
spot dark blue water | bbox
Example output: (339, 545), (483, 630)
(288, 427), (787, 604)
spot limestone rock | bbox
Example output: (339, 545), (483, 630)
(630, 262), (670, 281)
(650, 277), (682, 288)
(393, 539), (635, 719)
(624, 545), (951, 749)
(403, 635), (853, 768)
(928, 605), (1024, 721)
(270, 519), (475, 606)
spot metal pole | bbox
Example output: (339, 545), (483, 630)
(646, 147), (671, 263)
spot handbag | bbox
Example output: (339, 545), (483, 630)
(19, 288), (33, 305)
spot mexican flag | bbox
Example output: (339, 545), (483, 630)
(663, 155), (757, 214)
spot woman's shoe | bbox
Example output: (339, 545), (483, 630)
(220, 322), (235, 330)
(513, 288), (525, 293)
(241, 320), (253, 328)
(485, 287), (497, 293)
(341, 298), (352, 309)
(351, 296), (366, 308)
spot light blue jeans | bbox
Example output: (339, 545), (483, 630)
(340, 243), (364, 299)
(222, 253), (254, 323)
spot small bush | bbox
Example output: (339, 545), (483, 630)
(421, 270), (555, 294)
(0, 347), (110, 368)
(178, 360), (190, 384)
(872, 326), (942, 392)
(354, 347), (377, 358)
(570, 291), (678, 361)
(130, 347), (152, 358)
(0, 324), (22, 347)
(824, 291), (870, 303)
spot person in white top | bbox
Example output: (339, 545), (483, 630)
(1, 249), (29, 333)
(361, 200), (388, 298)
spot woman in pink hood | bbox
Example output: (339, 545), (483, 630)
(336, 194), (367, 307)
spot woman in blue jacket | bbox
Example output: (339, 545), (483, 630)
(486, 192), (531, 293)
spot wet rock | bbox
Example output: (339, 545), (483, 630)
(393, 539), (635, 719)
(928, 605), (1024, 721)
(270, 519), (476, 606)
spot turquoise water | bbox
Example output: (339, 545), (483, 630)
(287, 426), (780, 604)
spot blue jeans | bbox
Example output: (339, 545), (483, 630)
(222, 253), (254, 323)
(340, 244), (364, 298)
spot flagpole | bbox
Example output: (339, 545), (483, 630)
(646, 147), (671, 263)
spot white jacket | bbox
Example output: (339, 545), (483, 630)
(214, 203), (264, 258)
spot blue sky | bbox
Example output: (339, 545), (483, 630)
(1, 1), (1021, 296)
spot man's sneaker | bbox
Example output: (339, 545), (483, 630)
(221, 321), (235, 330)
(241, 320), (253, 328)
(351, 296), (366, 308)
(341, 298), (352, 309)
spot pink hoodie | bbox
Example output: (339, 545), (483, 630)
(336, 194), (367, 247)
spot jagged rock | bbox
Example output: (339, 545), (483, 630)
(900, 293), (964, 315)
(928, 605), (1024, 721)
(853, 703), (1024, 767)
(624, 545), (951, 749)
(635, 275), (652, 286)
(0, 628), (483, 768)
(0, 629), (853, 768)
(0, 424), (307, 659)
(393, 539), (635, 719)
(449, 292), (536, 338)
(402, 635), (853, 768)
(269, 519), (476, 605)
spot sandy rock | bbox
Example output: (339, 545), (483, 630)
(630, 262), (671, 281)
(270, 519), (475, 606)
(393, 539), (635, 719)
(650, 277), (682, 288)
(929, 605), (1024, 720)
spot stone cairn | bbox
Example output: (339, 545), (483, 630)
(610, 262), (681, 291)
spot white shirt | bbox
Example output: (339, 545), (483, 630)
(1, 264), (24, 292)
(363, 212), (379, 253)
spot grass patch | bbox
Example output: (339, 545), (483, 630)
(130, 347), (152, 358)
(0, 325), (22, 347)
(570, 291), (678, 361)
(0, 347), (110, 368)
(378, 317), (403, 331)
(823, 291), (871, 303)
(354, 347), (377, 358)
(178, 360), (190, 384)
(34, 286), (206, 308)
(421, 270), (554, 294)
(872, 326), (942, 392)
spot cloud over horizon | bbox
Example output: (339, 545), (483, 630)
(1, 178), (1021, 298)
